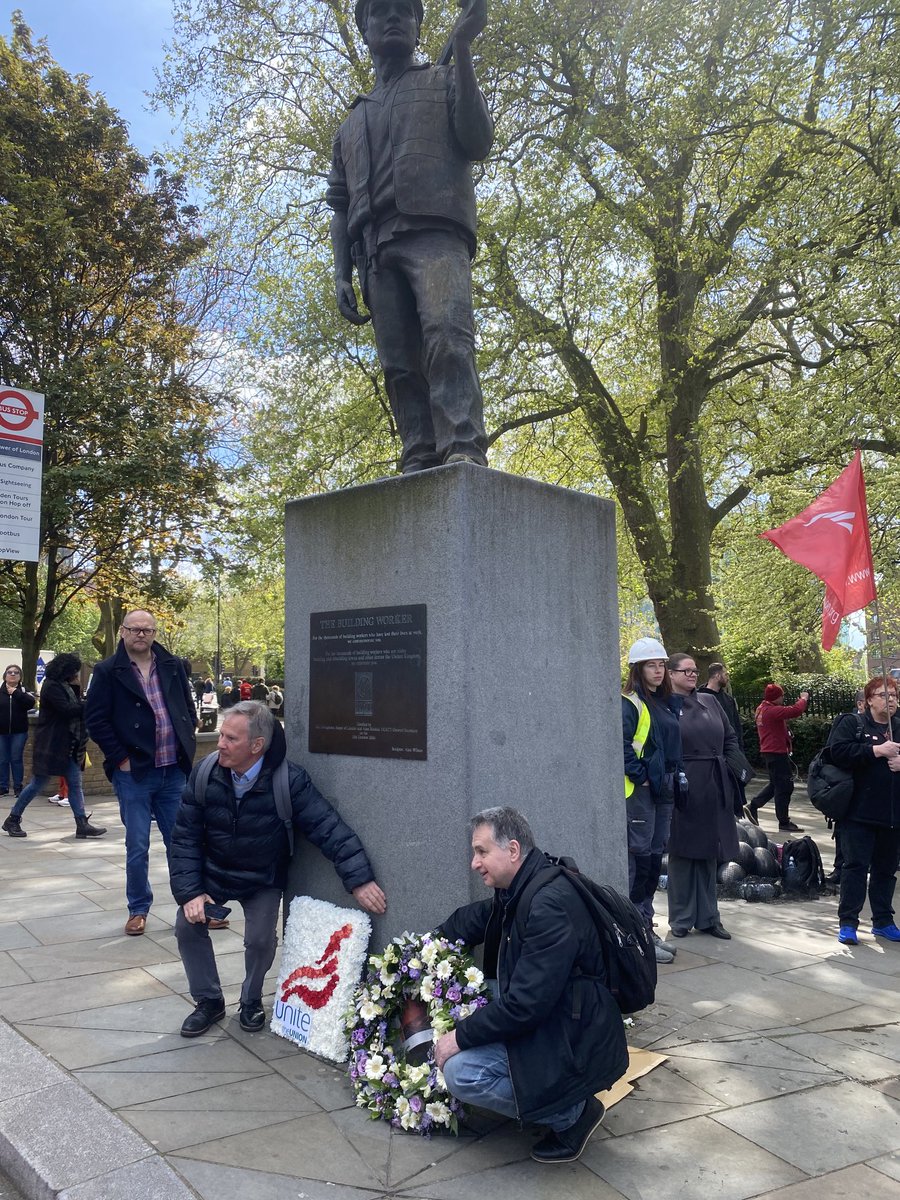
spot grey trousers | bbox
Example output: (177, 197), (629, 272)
(175, 887), (282, 1005)
(666, 854), (720, 933)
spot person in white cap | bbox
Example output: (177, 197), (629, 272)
(622, 637), (683, 964)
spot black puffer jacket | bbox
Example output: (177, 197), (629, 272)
(169, 721), (376, 904)
(829, 711), (900, 828)
(439, 848), (629, 1123)
(0, 685), (35, 736)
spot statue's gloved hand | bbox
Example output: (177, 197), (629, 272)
(453, 0), (487, 45)
(336, 279), (370, 325)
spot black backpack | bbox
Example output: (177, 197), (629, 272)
(806, 713), (863, 822)
(780, 836), (826, 895)
(513, 855), (657, 1015)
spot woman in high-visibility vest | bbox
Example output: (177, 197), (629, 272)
(622, 638), (683, 965)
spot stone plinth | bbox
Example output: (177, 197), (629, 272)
(284, 463), (625, 944)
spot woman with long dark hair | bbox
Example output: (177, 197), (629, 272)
(0, 665), (35, 798)
(665, 652), (739, 940)
(2, 654), (105, 839)
(622, 637), (682, 963)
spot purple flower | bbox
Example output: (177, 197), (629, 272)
(447, 984), (462, 1002)
(449, 1005), (462, 1020)
(382, 1072), (398, 1088)
(408, 968), (421, 979)
(409, 1094), (424, 1112)
(352, 1029), (366, 1045)
(433, 982), (443, 998)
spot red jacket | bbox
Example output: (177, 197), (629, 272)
(755, 697), (808, 755)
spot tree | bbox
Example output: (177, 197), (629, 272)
(0, 17), (222, 684)
(158, 0), (900, 657)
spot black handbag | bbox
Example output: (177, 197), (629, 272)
(724, 745), (755, 787)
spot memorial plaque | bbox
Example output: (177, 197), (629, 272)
(308, 605), (427, 759)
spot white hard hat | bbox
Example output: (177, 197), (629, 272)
(627, 637), (668, 664)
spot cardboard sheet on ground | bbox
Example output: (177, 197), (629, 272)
(596, 1046), (668, 1109)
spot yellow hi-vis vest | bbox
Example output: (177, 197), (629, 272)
(623, 692), (651, 798)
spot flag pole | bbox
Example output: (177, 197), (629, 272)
(868, 592), (893, 694)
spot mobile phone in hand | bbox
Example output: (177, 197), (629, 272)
(204, 902), (232, 921)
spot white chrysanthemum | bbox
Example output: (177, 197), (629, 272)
(419, 976), (435, 1002)
(359, 999), (383, 1022)
(395, 1095), (410, 1116)
(400, 1107), (422, 1130)
(420, 941), (439, 966)
(435, 959), (453, 979)
(365, 1053), (387, 1081)
(426, 1100), (451, 1125)
(465, 966), (484, 986)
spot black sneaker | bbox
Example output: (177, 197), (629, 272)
(181, 997), (226, 1038)
(530, 1096), (606, 1163)
(742, 804), (759, 826)
(238, 999), (266, 1032)
(779, 821), (804, 833)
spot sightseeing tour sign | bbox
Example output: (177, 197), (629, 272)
(0, 385), (45, 562)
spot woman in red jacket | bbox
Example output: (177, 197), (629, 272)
(746, 684), (808, 832)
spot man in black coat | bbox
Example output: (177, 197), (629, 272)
(170, 701), (387, 1036)
(698, 662), (744, 746)
(434, 807), (628, 1164)
(86, 611), (198, 936)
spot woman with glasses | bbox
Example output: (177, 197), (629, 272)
(0, 665), (35, 798)
(665, 652), (740, 941)
(2, 654), (106, 839)
(621, 637), (683, 964)
(828, 676), (900, 946)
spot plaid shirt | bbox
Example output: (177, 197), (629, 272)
(130, 656), (177, 767)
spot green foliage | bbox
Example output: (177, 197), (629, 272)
(157, 0), (899, 659)
(0, 17), (223, 681)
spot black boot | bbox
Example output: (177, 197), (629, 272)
(2, 813), (26, 837)
(75, 813), (106, 838)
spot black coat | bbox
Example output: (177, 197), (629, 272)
(698, 686), (744, 748)
(667, 692), (741, 862)
(438, 849), (629, 1123)
(169, 721), (376, 904)
(85, 641), (197, 781)
(32, 679), (86, 776)
(829, 711), (900, 828)
(0, 685), (35, 736)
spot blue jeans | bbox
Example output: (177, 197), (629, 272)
(442, 1042), (584, 1132)
(0, 732), (28, 791)
(12, 759), (86, 819)
(113, 765), (186, 915)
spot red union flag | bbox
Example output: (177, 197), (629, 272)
(761, 451), (876, 651)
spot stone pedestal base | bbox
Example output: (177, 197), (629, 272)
(284, 463), (625, 943)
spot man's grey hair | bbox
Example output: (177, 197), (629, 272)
(226, 701), (275, 751)
(470, 807), (535, 852)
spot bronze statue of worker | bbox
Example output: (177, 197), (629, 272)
(326, 0), (493, 473)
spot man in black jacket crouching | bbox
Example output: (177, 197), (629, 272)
(170, 701), (386, 1037)
(435, 807), (628, 1163)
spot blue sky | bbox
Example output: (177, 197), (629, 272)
(9, 0), (178, 156)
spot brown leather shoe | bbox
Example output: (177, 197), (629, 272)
(207, 917), (230, 930)
(124, 913), (147, 936)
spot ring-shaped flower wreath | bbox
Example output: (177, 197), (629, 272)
(346, 931), (490, 1134)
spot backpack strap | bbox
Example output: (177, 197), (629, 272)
(272, 759), (294, 858)
(193, 751), (294, 858)
(192, 751), (219, 805)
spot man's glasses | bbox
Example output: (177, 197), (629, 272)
(671, 667), (699, 675)
(122, 626), (156, 636)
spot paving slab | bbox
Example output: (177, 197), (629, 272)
(398, 1155), (627, 1199)
(582, 1114), (806, 1200)
(752, 1162), (900, 1199)
(56, 1155), (198, 1200)
(172, 1157), (383, 1200)
(19, 910), (171, 946)
(655, 961), (858, 1022)
(172, 1112), (387, 1190)
(867, 1150), (900, 1184)
(711, 1079), (900, 1173)
(774, 1031), (900, 1082)
(12, 1022), (206, 1070)
(75, 1068), (271, 1108)
(0, 968), (170, 1022)
(0, 927), (38, 953)
(20, 994), (195, 1034)
(778, 959), (900, 1010)
(126, 1072), (321, 1113)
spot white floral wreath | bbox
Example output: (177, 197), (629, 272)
(346, 930), (490, 1134)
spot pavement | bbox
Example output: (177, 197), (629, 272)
(1, 785), (899, 1200)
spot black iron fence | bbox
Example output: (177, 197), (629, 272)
(733, 686), (857, 722)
